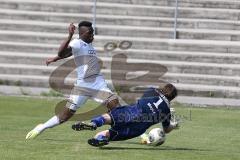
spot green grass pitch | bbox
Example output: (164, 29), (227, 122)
(0, 96), (239, 160)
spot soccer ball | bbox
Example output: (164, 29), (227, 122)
(148, 128), (166, 146)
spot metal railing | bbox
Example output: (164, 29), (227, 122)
(91, 0), (179, 39)
(173, 0), (179, 39)
(92, 0), (97, 34)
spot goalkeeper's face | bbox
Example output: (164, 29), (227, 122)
(162, 83), (178, 101)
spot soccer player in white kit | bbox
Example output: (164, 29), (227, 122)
(26, 21), (119, 139)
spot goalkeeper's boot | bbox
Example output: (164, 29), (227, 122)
(88, 135), (109, 147)
(72, 121), (97, 131)
(25, 124), (43, 140)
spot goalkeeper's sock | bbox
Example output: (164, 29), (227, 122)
(91, 116), (105, 127)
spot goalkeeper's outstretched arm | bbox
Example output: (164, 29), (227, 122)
(163, 121), (179, 133)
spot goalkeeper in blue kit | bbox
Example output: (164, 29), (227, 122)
(72, 83), (179, 147)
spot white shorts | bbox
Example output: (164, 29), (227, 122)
(67, 76), (113, 111)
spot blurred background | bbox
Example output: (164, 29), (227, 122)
(0, 0), (240, 107)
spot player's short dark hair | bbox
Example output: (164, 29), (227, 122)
(161, 83), (177, 101)
(78, 21), (92, 28)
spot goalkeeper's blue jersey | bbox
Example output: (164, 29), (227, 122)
(137, 88), (171, 128)
(108, 88), (171, 141)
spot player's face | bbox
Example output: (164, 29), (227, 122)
(80, 27), (94, 43)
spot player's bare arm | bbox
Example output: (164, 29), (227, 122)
(58, 23), (75, 57)
(46, 23), (75, 66)
(45, 56), (61, 66)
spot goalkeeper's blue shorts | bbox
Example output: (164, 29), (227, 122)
(108, 104), (154, 141)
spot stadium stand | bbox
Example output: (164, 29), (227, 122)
(0, 0), (240, 106)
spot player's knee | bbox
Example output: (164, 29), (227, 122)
(102, 114), (112, 124)
(57, 107), (75, 123)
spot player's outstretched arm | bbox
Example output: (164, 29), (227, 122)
(46, 23), (75, 66)
(46, 56), (62, 66)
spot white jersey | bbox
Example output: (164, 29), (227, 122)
(69, 38), (101, 80)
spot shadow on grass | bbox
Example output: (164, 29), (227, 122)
(42, 139), (211, 152)
(43, 138), (82, 143)
(100, 145), (211, 152)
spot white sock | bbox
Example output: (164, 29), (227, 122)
(35, 116), (60, 132)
